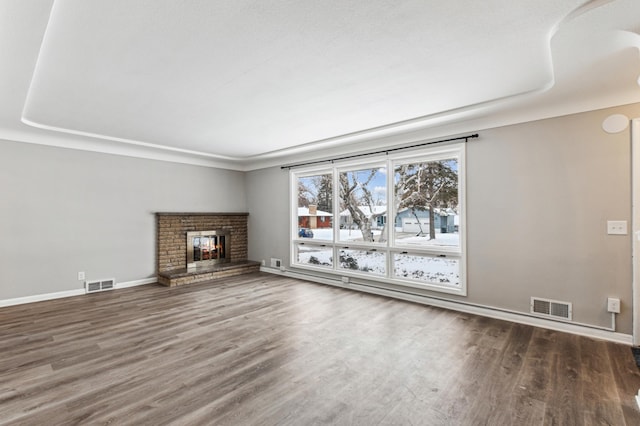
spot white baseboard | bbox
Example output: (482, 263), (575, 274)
(261, 266), (633, 346)
(0, 277), (157, 308)
(0, 288), (86, 307)
(116, 277), (157, 289)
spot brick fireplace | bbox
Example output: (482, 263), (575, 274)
(156, 212), (260, 286)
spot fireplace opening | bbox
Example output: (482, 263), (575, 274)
(186, 230), (230, 268)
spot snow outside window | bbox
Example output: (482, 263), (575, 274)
(339, 249), (386, 276)
(290, 144), (466, 296)
(393, 252), (460, 286)
(296, 244), (333, 268)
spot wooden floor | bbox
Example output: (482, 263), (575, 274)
(2, 273), (640, 425)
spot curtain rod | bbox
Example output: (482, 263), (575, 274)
(280, 133), (479, 170)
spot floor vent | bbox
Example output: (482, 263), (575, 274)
(531, 297), (572, 320)
(86, 278), (116, 294)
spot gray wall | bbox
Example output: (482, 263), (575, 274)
(0, 140), (246, 299)
(2, 103), (638, 334)
(247, 103), (640, 334)
(246, 166), (290, 268)
(466, 105), (635, 332)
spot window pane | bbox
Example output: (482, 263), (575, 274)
(297, 174), (333, 240)
(295, 244), (333, 267)
(393, 159), (459, 248)
(339, 167), (387, 243)
(339, 249), (386, 275)
(393, 253), (460, 286)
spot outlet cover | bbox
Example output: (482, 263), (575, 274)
(607, 220), (628, 235)
(607, 297), (621, 313)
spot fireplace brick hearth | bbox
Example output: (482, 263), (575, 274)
(156, 212), (259, 286)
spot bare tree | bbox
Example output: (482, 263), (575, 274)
(297, 180), (313, 208)
(422, 161), (458, 239)
(394, 164), (426, 235)
(339, 170), (385, 242)
(394, 160), (458, 240)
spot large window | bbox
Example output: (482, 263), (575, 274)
(291, 144), (465, 295)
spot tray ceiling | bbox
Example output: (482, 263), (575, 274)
(1, 1), (640, 170)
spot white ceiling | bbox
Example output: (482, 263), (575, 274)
(1, 0), (640, 170)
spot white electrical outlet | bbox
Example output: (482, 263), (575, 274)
(78, 271), (85, 281)
(341, 276), (350, 284)
(261, 259), (266, 266)
(607, 297), (621, 313)
(607, 220), (628, 235)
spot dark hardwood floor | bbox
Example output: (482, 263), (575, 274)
(2, 273), (640, 425)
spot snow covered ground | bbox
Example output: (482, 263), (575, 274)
(297, 245), (460, 287)
(296, 226), (460, 286)
(306, 228), (459, 247)
(393, 253), (459, 286)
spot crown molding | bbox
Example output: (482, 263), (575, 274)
(5, 93), (640, 172)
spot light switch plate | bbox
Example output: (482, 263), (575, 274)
(607, 220), (628, 235)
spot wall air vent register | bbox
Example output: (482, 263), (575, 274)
(531, 297), (572, 320)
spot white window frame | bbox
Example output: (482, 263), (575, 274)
(290, 143), (466, 296)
